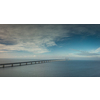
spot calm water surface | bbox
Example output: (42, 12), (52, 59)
(0, 59), (100, 77)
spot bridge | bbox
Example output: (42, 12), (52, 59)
(0, 59), (65, 68)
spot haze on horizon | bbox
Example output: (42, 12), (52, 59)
(0, 24), (100, 60)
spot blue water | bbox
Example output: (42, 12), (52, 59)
(0, 59), (100, 77)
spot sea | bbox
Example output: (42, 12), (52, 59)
(0, 59), (100, 77)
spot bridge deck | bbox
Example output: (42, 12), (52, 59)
(0, 59), (63, 68)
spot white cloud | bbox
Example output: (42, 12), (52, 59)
(93, 47), (100, 53)
(0, 43), (49, 53)
(0, 25), (69, 54)
(71, 48), (100, 56)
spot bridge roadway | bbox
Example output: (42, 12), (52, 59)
(0, 59), (64, 68)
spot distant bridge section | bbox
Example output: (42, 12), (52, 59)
(0, 59), (65, 68)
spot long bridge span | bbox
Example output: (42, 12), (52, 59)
(0, 59), (65, 68)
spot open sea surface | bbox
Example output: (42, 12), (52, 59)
(0, 59), (100, 77)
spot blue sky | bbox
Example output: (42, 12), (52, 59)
(0, 24), (100, 60)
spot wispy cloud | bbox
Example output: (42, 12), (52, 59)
(90, 47), (100, 53)
(71, 48), (100, 56)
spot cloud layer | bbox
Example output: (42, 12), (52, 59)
(0, 24), (69, 54)
(0, 24), (100, 59)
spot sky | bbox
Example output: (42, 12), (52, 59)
(0, 24), (100, 60)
